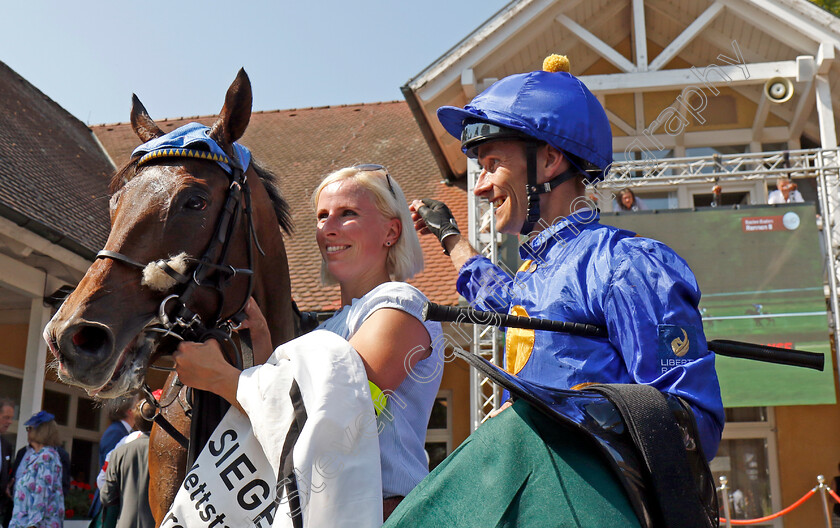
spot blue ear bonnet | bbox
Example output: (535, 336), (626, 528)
(131, 122), (251, 175)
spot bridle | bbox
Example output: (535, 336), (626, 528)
(98, 141), (264, 449)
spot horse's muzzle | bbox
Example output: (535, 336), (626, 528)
(51, 321), (120, 388)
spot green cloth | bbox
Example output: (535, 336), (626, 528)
(384, 400), (641, 528)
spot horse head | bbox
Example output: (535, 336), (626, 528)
(44, 69), (295, 399)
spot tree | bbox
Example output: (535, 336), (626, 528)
(811, 0), (840, 16)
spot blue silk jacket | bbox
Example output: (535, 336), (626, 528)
(457, 210), (724, 460)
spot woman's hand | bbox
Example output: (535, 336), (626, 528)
(237, 297), (274, 364)
(173, 339), (242, 411)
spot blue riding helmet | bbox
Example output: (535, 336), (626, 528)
(437, 67), (612, 234)
(437, 70), (612, 179)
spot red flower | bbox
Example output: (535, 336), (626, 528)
(66, 509), (75, 518)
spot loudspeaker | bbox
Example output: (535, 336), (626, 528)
(764, 77), (794, 103)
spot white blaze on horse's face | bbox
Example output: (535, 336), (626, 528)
(44, 163), (226, 398)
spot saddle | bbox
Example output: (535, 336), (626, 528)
(456, 348), (718, 528)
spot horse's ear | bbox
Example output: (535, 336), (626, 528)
(130, 94), (165, 143)
(210, 68), (252, 145)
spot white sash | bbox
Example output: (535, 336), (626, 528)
(161, 330), (383, 528)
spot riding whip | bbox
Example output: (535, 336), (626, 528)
(422, 302), (825, 371)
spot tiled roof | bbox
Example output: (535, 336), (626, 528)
(91, 101), (468, 312)
(0, 61), (114, 256)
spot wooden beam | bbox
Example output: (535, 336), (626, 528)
(789, 76), (816, 141)
(717, 0), (819, 54)
(605, 108), (636, 135)
(649, 2), (724, 71)
(746, 0), (840, 51)
(461, 68), (477, 99)
(632, 0), (648, 70)
(556, 13), (636, 73)
(476, 0), (627, 85)
(581, 60), (796, 94)
(0, 216), (90, 275)
(410, 0), (556, 101)
(752, 94), (770, 141)
(815, 75), (837, 148)
(0, 252), (46, 298)
(634, 93), (645, 132)
(818, 42), (835, 75)
(612, 126), (790, 150)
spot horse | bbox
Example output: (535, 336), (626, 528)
(42, 69), (300, 525)
(745, 304), (775, 327)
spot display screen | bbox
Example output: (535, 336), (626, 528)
(601, 203), (835, 407)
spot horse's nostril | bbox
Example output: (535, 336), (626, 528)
(71, 326), (108, 355)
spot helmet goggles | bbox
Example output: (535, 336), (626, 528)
(461, 121), (536, 157)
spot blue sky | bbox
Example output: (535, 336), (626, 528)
(2, 1), (510, 125)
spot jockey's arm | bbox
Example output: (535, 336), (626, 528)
(349, 308), (432, 392)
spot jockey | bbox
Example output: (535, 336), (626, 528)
(411, 54), (724, 461)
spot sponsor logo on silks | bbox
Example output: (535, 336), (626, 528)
(671, 328), (690, 357)
(657, 325), (700, 373)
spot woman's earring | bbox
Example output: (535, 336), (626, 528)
(385, 241), (392, 247)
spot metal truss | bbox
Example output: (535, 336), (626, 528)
(467, 160), (504, 431)
(603, 148), (840, 188)
(467, 148), (840, 427)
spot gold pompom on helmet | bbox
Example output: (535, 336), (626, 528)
(542, 54), (570, 73)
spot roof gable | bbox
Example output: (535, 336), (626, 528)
(404, 0), (840, 179)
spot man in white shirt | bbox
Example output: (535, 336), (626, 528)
(767, 176), (804, 204)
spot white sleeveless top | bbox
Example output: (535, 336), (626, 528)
(318, 282), (444, 498)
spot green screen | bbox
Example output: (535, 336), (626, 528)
(600, 203), (835, 407)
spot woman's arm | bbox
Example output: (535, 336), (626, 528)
(349, 308), (432, 392)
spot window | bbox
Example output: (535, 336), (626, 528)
(425, 390), (453, 471)
(710, 407), (781, 527)
(0, 365), (106, 490)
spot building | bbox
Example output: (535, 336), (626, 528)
(3, 0), (840, 526)
(0, 59), (115, 494)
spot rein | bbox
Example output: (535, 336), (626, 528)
(98, 145), (263, 450)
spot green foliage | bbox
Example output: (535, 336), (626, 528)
(811, 0), (840, 17)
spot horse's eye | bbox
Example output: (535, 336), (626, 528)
(184, 196), (208, 211)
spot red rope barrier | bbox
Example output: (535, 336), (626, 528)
(718, 488), (816, 525)
(829, 487), (840, 505)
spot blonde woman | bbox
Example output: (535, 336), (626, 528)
(175, 164), (443, 520)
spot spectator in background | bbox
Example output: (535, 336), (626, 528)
(8, 412), (64, 528)
(88, 395), (137, 527)
(767, 176), (804, 204)
(8, 418), (69, 502)
(99, 399), (154, 528)
(615, 188), (646, 211)
(0, 399), (15, 528)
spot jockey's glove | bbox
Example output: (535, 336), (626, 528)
(417, 198), (461, 254)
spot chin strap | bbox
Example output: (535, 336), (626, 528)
(520, 143), (579, 236)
